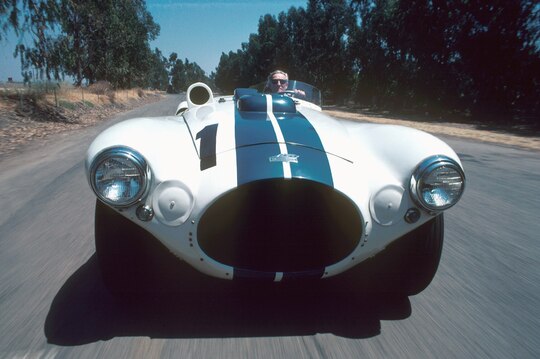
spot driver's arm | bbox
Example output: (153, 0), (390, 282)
(294, 89), (306, 98)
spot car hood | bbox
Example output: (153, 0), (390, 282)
(185, 93), (353, 163)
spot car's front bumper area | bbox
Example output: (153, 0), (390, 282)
(197, 179), (363, 280)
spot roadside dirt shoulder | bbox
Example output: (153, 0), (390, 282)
(325, 108), (540, 151)
(0, 93), (164, 159)
(1, 99), (538, 160)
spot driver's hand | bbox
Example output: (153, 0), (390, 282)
(294, 89), (306, 97)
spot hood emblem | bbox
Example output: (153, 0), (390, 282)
(269, 153), (299, 163)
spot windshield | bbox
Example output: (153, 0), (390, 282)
(286, 80), (322, 107)
(253, 80), (323, 107)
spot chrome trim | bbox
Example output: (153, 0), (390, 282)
(89, 146), (150, 207)
(410, 155), (465, 212)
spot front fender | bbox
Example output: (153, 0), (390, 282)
(85, 116), (200, 184)
(343, 122), (463, 183)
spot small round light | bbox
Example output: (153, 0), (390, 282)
(136, 205), (154, 221)
(404, 208), (421, 223)
(90, 147), (149, 207)
(411, 155), (465, 212)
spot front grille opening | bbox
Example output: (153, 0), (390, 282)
(198, 179), (362, 272)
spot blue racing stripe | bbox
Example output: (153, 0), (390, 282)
(285, 143), (333, 185)
(275, 112), (333, 186)
(235, 97), (283, 185)
(233, 268), (276, 281)
(235, 144), (286, 184)
(235, 93), (333, 187)
(234, 111), (279, 146)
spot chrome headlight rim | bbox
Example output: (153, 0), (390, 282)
(89, 146), (150, 208)
(410, 155), (465, 212)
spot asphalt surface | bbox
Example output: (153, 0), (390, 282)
(0, 95), (539, 358)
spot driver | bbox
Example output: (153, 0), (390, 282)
(266, 70), (289, 93)
(265, 70), (306, 97)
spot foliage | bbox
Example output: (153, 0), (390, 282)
(0, 0), (19, 41)
(1, 1), (210, 92)
(82, 100), (94, 108)
(88, 81), (112, 95)
(58, 99), (76, 110)
(1, 0), (161, 87)
(52, 0), (161, 88)
(350, 0), (540, 120)
(2, 0), (539, 123)
(214, 0), (540, 122)
(147, 48), (170, 91)
(10, 0), (62, 82)
(214, 0), (358, 101)
(167, 52), (210, 93)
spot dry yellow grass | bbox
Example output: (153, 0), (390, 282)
(325, 109), (540, 151)
(0, 85), (164, 158)
(44, 87), (156, 107)
(1, 82), (160, 109)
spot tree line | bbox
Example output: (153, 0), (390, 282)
(2, 0), (539, 123)
(0, 0), (209, 92)
(214, 0), (540, 122)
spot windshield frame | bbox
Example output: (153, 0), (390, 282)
(253, 80), (323, 107)
(285, 80), (322, 107)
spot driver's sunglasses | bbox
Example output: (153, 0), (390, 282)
(271, 79), (288, 85)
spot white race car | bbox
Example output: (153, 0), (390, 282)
(86, 81), (465, 296)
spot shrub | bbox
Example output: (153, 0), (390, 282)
(107, 91), (116, 103)
(89, 81), (112, 95)
(59, 100), (76, 110)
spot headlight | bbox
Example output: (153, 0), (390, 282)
(90, 147), (150, 207)
(410, 155), (465, 212)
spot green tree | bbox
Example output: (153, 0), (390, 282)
(57, 0), (160, 88)
(214, 0), (357, 100)
(168, 52), (209, 93)
(214, 50), (248, 92)
(3, 0), (161, 88)
(0, 0), (19, 41)
(9, 0), (61, 81)
(291, 0), (357, 101)
(350, 0), (540, 119)
(147, 48), (169, 90)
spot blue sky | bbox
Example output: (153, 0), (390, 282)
(0, 0), (307, 82)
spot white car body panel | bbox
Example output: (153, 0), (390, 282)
(86, 82), (464, 282)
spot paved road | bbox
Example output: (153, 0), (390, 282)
(1, 95), (539, 358)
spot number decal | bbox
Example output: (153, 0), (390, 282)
(196, 124), (218, 170)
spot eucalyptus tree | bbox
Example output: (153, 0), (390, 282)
(349, 0), (540, 119)
(214, 50), (247, 92)
(214, 0), (358, 100)
(0, 0), (19, 41)
(168, 52), (209, 93)
(1, 0), (61, 81)
(147, 48), (169, 91)
(1, 0), (161, 88)
(288, 0), (357, 101)
(56, 0), (160, 88)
